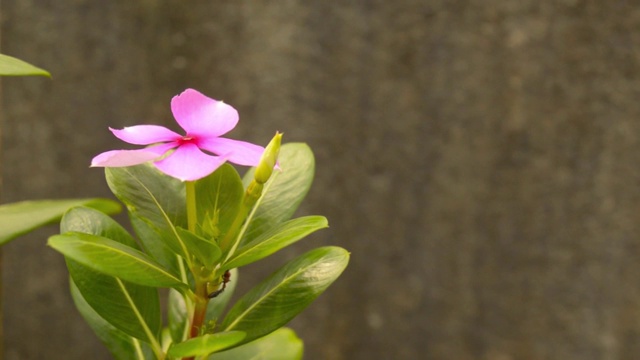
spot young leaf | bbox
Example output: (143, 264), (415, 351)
(61, 207), (161, 342)
(48, 232), (187, 290)
(167, 331), (246, 357)
(0, 53), (50, 77)
(0, 198), (120, 246)
(195, 164), (244, 239)
(70, 280), (154, 360)
(106, 164), (189, 268)
(240, 143), (315, 245)
(221, 246), (349, 344)
(222, 216), (328, 271)
(209, 327), (303, 360)
(175, 227), (222, 268)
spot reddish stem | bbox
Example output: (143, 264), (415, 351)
(185, 282), (209, 360)
(190, 300), (207, 338)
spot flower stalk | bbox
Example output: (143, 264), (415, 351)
(186, 181), (197, 233)
(185, 180), (210, 360)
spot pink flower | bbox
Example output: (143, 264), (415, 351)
(91, 89), (264, 181)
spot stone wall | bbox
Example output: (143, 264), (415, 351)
(2, 1), (640, 359)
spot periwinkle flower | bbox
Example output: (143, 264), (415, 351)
(91, 89), (264, 181)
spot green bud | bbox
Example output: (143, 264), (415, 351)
(254, 132), (282, 184)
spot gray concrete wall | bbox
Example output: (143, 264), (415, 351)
(2, 1), (640, 359)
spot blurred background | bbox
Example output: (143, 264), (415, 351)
(2, 1), (640, 359)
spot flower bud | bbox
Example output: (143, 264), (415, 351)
(254, 132), (282, 184)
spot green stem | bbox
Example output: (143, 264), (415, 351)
(184, 180), (210, 360)
(186, 181), (197, 232)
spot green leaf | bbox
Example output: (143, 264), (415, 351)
(176, 227), (221, 269)
(221, 247), (349, 344)
(129, 215), (182, 276)
(195, 164), (244, 239)
(106, 164), (187, 272)
(0, 198), (121, 246)
(61, 207), (161, 342)
(240, 143), (315, 245)
(60, 206), (133, 242)
(0, 53), (50, 77)
(70, 280), (154, 360)
(48, 232), (187, 290)
(168, 331), (246, 357)
(209, 328), (303, 360)
(223, 216), (328, 271)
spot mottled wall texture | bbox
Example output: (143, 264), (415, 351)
(2, 1), (640, 359)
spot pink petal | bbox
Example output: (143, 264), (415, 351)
(90, 143), (176, 167)
(171, 89), (239, 137)
(153, 143), (228, 181)
(110, 125), (181, 145)
(91, 150), (158, 167)
(198, 137), (264, 167)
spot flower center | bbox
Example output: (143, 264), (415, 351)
(178, 135), (197, 146)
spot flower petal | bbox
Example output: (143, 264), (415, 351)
(110, 125), (181, 145)
(171, 89), (239, 137)
(153, 143), (228, 181)
(91, 143), (175, 167)
(91, 146), (169, 167)
(198, 137), (264, 167)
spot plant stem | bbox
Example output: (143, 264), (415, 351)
(184, 180), (209, 360)
(186, 181), (197, 232)
(184, 280), (209, 360)
(185, 180), (204, 336)
(189, 281), (208, 338)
